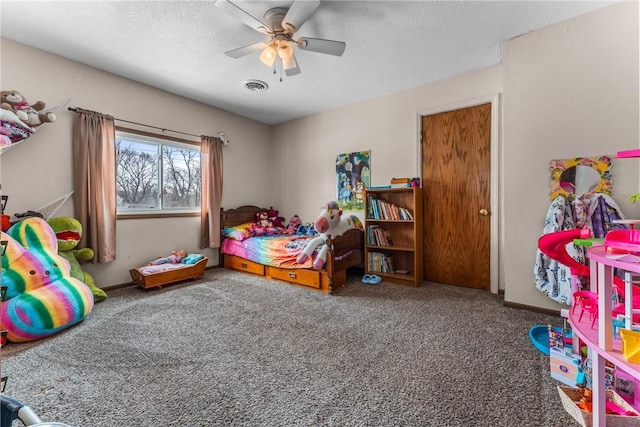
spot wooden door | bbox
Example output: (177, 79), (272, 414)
(421, 103), (491, 289)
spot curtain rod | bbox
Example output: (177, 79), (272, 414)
(67, 107), (202, 138)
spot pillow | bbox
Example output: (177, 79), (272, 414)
(182, 253), (205, 264)
(222, 222), (255, 241)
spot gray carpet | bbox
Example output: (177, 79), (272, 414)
(1, 269), (575, 426)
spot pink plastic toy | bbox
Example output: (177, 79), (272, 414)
(538, 228), (591, 299)
(571, 291), (599, 328)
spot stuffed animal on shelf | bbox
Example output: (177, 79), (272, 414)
(0, 108), (34, 144)
(296, 201), (360, 270)
(0, 90), (56, 128)
(0, 217), (94, 343)
(47, 217), (107, 302)
(0, 126), (12, 148)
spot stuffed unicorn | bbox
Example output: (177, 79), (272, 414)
(296, 201), (361, 270)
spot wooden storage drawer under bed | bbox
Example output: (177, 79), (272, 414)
(224, 254), (265, 276)
(266, 266), (321, 289)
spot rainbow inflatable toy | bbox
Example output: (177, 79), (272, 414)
(1, 217), (94, 342)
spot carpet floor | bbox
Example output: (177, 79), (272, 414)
(1, 268), (575, 426)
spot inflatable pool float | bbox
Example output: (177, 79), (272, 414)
(529, 325), (571, 356)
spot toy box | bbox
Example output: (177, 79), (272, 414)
(550, 347), (583, 387)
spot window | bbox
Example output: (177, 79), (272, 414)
(115, 128), (201, 215)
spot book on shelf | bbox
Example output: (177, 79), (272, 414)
(390, 177), (411, 188)
(367, 225), (393, 246)
(390, 177), (410, 184)
(367, 194), (413, 221)
(367, 251), (395, 273)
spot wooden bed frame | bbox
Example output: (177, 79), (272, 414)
(220, 206), (364, 294)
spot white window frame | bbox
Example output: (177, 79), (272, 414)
(115, 127), (201, 218)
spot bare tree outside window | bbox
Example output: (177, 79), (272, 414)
(116, 131), (200, 213)
(163, 146), (201, 208)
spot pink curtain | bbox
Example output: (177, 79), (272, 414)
(72, 108), (117, 263)
(200, 136), (224, 249)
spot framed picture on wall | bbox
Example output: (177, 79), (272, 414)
(336, 150), (370, 212)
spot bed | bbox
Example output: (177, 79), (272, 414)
(220, 206), (364, 294)
(129, 256), (208, 289)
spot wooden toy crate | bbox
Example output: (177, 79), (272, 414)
(558, 386), (640, 427)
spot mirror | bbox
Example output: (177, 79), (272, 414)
(559, 165), (602, 194)
(549, 156), (612, 200)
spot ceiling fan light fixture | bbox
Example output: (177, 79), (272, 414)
(277, 40), (294, 60)
(281, 54), (297, 71)
(259, 42), (277, 67)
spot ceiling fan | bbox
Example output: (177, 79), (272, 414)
(214, 0), (346, 77)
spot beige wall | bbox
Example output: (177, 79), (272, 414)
(1, 2), (638, 313)
(502, 2), (640, 308)
(0, 38), (272, 287)
(502, 1), (639, 310)
(271, 65), (502, 223)
(272, 1), (639, 311)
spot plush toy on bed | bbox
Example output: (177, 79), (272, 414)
(296, 201), (360, 270)
(47, 217), (107, 302)
(0, 90), (56, 129)
(267, 207), (286, 229)
(285, 215), (302, 234)
(256, 211), (272, 228)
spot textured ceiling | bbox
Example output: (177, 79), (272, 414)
(0, 1), (618, 125)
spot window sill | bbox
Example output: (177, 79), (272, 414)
(117, 212), (199, 220)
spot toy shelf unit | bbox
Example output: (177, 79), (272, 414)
(364, 187), (423, 287)
(569, 242), (640, 426)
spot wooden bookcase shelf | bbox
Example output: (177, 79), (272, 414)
(364, 187), (423, 287)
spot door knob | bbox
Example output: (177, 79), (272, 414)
(479, 208), (489, 216)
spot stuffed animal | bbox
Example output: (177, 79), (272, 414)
(267, 207), (286, 228)
(47, 217), (107, 302)
(0, 108), (34, 144)
(0, 126), (12, 147)
(0, 90), (56, 128)
(285, 215), (302, 234)
(297, 223), (317, 236)
(256, 211), (272, 228)
(1, 217), (94, 342)
(296, 201), (359, 270)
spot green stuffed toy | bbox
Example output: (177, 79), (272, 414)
(47, 217), (107, 302)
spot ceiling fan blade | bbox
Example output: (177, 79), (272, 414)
(283, 55), (301, 76)
(298, 37), (346, 56)
(214, 0), (269, 34)
(282, 0), (321, 34)
(225, 42), (268, 59)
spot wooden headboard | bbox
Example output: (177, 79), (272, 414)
(220, 205), (267, 229)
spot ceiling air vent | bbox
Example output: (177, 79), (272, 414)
(243, 79), (269, 92)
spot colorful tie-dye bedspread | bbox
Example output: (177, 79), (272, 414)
(221, 235), (316, 269)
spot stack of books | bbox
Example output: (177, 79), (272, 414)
(390, 177), (411, 188)
(367, 195), (414, 220)
(368, 252), (394, 273)
(367, 225), (393, 246)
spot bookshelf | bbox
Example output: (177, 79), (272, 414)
(364, 187), (423, 287)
